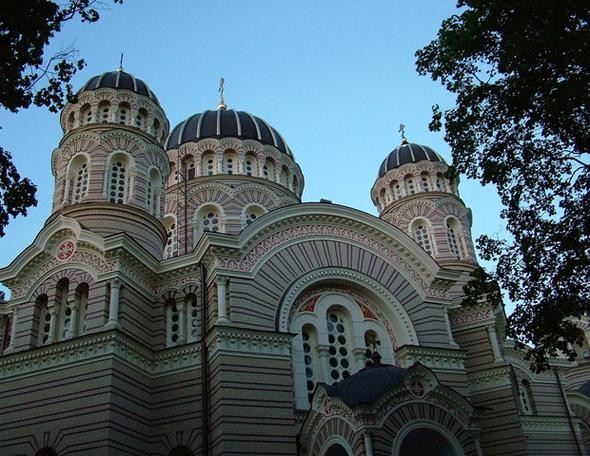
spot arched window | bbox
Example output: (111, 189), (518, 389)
(67, 112), (75, 130)
(183, 155), (196, 179)
(404, 175), (416, 195)
(135, 108), (148, 129)
(446, 219), (463, 259)
(244, 153), (257, 177)
(107, 153), (132, 204)
(412, 219), (433, 254)
(37, 294), (50, 346)
(519, 379), (536, 415)
(420, 172), (431, 192)
(154, 118), (162, 140)
(280, 165), (289, 186)
(202, 151), (215, 176)
(185, 294), (199, 343)
(164, 215), (179, 259)
(364, 330), (381, 364)
(98, 101), (111, 123)
(116, 102), (131, 125)
(391, 180), (404, 199)
(35, 448), (58, 456)
(222, 151), (236, 175)
(379, 188), (387, 209)
(326, 307), (353, 383)
(293, 175), (300, 195)
(244, 204), (266, 227)
(68, 154), (90, 204)
(193, 204), (224, 245)
(146, 168), (162, 216)
(302, 324), (320, 404)
(169, 162), (179, 186)
(166, 298), (180, 347)
(80, 104), (92, 125)
(262, 158), (274, 180)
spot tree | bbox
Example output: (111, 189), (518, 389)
(416, 0), (589, 370)
(0, 0), (122, 236)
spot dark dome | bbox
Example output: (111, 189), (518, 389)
(378, 140), (446, 178)
(79, 70), (160, 106)
(165, 109), (293, 157)
(326, 364), (406, 407)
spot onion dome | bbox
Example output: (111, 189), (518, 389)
(378, 139), (446, 178)
(79, 69), (160, 106)
(165, 109), (293, 157)
(326, 363), (407, 407)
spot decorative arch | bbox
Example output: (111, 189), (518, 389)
(65, 153), (90, 204)
(104, 150), (135, 204)
(393, 420), (466, 456)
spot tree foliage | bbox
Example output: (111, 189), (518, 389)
(416, 0), (590, 370)
(0, 0), (122, 236)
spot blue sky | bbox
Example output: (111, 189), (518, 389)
(0, 1), (507, 302)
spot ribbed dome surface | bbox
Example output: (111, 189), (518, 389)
(165, 109), (293, 157)
(79, 70), (160, 105)
(326, 364), (406, 406)
(378, 140), (446, 178)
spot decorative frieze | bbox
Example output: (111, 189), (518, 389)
(395, 345), (466, 371)
(467, 366), (512, 393)
(520, 415), (577, 434)
(207, 327), (293, 360)
(0, 331), (201, 379)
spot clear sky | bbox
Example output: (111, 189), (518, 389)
(0, 1), (507, 302)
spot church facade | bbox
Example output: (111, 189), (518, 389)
(0, 70), (588, 456)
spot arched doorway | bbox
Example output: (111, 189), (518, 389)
(399, 428), (456, 456)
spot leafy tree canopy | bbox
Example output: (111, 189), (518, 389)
(416, 0), (590, 370)
(0, 0), (122, 236)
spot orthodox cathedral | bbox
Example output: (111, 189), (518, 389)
(0, 69), (588, 456)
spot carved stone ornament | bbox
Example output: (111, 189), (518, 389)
(56, 240), (76, 261)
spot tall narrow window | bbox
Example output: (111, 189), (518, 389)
(519, 379), (536, 415)
(326, 307), (352, 383)
(245, 153), (257, 177)
(293, 175), (299, 194)
(107, 153), (131, 204)
(222, 151), (236, 175)
(154, 118), (162, 140)
(80, 104), (92, 125)
(98, 101), (110, 123)
(412, 220), (433, 254)
(280, 165), (289, 186)
(262, 158), (274, 180)
(420, 173), (430, 192)
(68, 155), (90, 204)
(167, 299), (180, 346)
(164, 215), (179, 259)
(391, 180), (404, 199)
(302, 324), (320, 404)
(202, 152), (215, 176)
(435, 173), (445, 191)
(446, 220), (462, 259)
(135, 108), (148, 129)
(404, 175), (416, 195)
(185, 294), (198, 343)
(184, 155), (196, 179)
(2, 314), (12, 353)
(117, 102), (131, 124)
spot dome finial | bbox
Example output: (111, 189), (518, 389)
(398, 123), (408, 144)
(117, 53), (124, 72)
(218, 77), (227, 110)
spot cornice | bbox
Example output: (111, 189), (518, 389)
(467, 366), (512, 393)
(520, 415), (578, 434)
(395, 345), (466, 371)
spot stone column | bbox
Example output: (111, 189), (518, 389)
(317, 345), (330, 381)
(363, 432), (374, 456)
(105, 279), (121, 329)
(216, 277), (230, 325)
(46, 306), (58, 344)
(487, 325), (503, 363)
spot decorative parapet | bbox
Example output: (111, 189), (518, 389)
(467, 366), (512, 394)
(395, 345), (466, 371)
(0, 331), (201, 379)
(207, 326), (294, 360)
